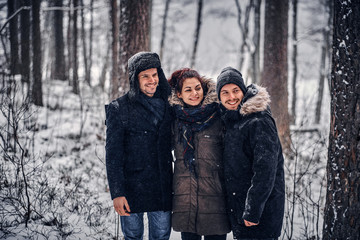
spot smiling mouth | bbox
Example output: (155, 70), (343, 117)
(146, 83), (157, 87)
(227, 100), (239, 105)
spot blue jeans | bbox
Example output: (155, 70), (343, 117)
(181, 232), (227, 240)
(120, 211), (171, 240)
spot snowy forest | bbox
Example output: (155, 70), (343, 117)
(0, 0), (359, 239)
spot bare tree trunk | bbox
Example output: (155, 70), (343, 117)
(323, 0), (360, 238)
(31, 0), (43, 106)
(159, 0), (171, 60)
(53, 0), (66, 81)
(234, 0), (252, 72)
(20, 0), (30, 86)
(251, 0), (261, 84)
(72, 0), (79, 94)
(67, 0), (73, 86)
(261, 0), (291, 153)
(315, 0), (332, 124)
(190, 0), (203, 68)
(290, 0), (297, 125)
(119, 0), (151, 97)
(315, 43), (326, 124)
(99, 43), (111, 91)
(87, 0), (94, 86)
(80, 0), (89, 86)
(110, 0), (119, 100)
(7, 0), (20, 75)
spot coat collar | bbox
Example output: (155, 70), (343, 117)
(240, 84), (271, 116)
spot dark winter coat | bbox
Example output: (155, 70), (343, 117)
(169, 78), (231, 235)
(105, 52), (173, 213)
(221, 84), (285, 239)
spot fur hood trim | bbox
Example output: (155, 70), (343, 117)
(240, 84), (271, 116)
(168, 77), (218, 107)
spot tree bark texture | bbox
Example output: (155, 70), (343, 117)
(31, 0), (43, 106)
(315, 0), (333, 124)
(323, 0), (360, 239)
(87, 0), (94, 86)
(67, 0), (73, 87)
(290, 0), (297, 125)
(261, 0), (291, 152)
(251, 0), (261, 84)
(234, 0), (251, 73)
(53, 0), (67, 81)
(80, 0), (89, 85)
(190, 0), (203, 68)
(119, 0), (151, 96)
(72, 0), (79, 94)
(8, 0), (20, 74)
(159, 0), (171, 60)
(110, 0), (119, 101)
(20, 0), (30, 85)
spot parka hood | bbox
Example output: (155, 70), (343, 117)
(168, 77), (218, 107)
(127, 52), (171, 101)
(240, 84), (271, 116)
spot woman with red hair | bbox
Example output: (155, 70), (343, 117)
(168, 68), (230, 240)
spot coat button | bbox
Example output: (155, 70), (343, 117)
(233, 192), (236, 195)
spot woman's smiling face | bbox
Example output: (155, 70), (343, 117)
(177, 77), (204, 107)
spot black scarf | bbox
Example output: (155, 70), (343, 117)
(138, 93), (165, 127)
(174, 102), (219, 175)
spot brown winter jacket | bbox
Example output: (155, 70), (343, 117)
(169, 78), (231, 236)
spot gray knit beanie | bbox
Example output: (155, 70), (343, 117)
(216, 67), (247, 100)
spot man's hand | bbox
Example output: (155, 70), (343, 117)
(244, 219), (259, 227)
(113, 197), (131, 216)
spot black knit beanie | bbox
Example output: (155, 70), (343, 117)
(216, 67), (247, 100)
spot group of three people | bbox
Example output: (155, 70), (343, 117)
(105, 52), (285, 240)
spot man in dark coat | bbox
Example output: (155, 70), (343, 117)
(105, 52), (173, 240)
(216, 67), (285, 239)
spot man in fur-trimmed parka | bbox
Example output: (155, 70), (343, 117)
(216, 67), (285, 239)
(105, 52), (173, 240)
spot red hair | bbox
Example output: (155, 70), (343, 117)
(168, 68), (207, 94)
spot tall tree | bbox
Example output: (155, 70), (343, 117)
(159, 0), (171, 60)
(86, 0), (94, 86)
(7, 0), (20, 74)
(20, 0), (30, 86)
(251, 0), (261, 84)
(261, 0), (290, 152)
(72, 0), (79, 94)
(110, 0), (119, 100)
(118, 0), (151, 97)
(80, 0), (90, 85)
(31, 0), (43, 106)
(234, 0), (252, 73)
(314, 0), (333, 124)
(323, 0), (360, 239)
(52, 0), (66, 81)
(190, 0), (203, 68)
(290, 0), (297, 125)
(67, 0), (73, 87)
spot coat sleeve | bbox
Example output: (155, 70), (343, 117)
(242, 115), (281, 223)
(105, 100), (126, 200)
